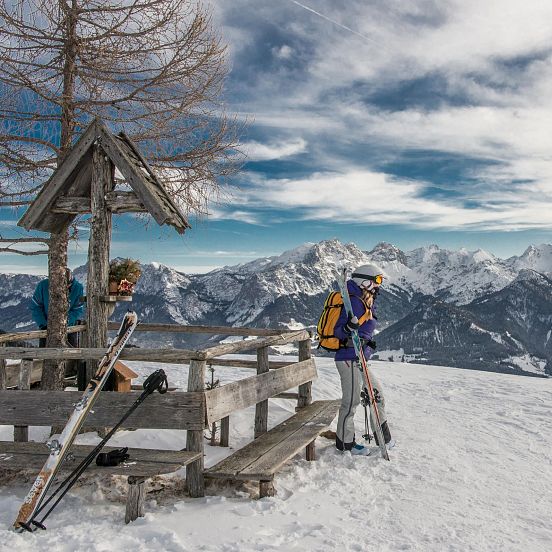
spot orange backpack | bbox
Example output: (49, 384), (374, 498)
(316, 291), (371, 351)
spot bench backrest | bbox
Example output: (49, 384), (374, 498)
(0, 390), (205, 430)
(204, 358), (317, 425)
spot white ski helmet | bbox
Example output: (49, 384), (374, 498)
(351, 263), (385, 289)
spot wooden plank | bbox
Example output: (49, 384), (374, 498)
(51, 192), (146, 214)
(106, 322), (289, 337)
(0, 347), (202, 362)
(51, 196), (92, 214)
(208, 359), (290, 370)
(0, 441), (198, 461)
(0, 325), (86, 344)
(96, 124), (175, 229)
(0, 390), (205, 429)
(13, 359), (32, 442)
(203, 329), (311, 360)
(240, 401), (340, 478)
(204, 359), (317, 425)
(0, 442), (201, 477)
(274, 392), (299, 400)
(18, 120), (98, 231)
(116, 133), (190, 232)
(205, 400), (339, 480)
(106, 192), (147, 213)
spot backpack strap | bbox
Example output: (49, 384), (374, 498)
(351, 293), (372, 326)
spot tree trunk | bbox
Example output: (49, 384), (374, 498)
(41, 229), (70, 390)
(41, 1), (78, 391)
(59, 0), (78, 158)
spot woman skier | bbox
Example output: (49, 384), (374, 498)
(333, 263), (394, 455)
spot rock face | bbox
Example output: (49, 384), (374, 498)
(2, 240), (551, 376)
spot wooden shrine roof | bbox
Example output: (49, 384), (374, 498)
(18, 118), (191, 235)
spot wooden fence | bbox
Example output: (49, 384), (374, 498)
(0, 323), (314, 497)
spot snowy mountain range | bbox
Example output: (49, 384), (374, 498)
(1, 239), (551, 376)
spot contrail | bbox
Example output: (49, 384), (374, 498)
(289, 0), (383, 47)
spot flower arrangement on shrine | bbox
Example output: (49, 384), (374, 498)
(108, 258), (142, 295)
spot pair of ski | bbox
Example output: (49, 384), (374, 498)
(336, 269), (390, 461)
(13, 311), (139, 532)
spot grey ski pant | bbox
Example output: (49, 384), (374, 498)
(335, 359), (388, 446)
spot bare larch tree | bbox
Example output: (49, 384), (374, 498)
(0, 0), (239, 388)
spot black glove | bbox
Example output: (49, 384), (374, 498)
(345, 313), (360, 334)
(96, 447), (130, 467)
(362, 338), (377, 350)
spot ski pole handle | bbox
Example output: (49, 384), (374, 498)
(143, 369), (168, 394)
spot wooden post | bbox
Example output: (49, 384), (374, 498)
(259, 480), (275, 498)
(297, 339), (312, 409)
(14, 359), (32, 442)
(86, 143), (114, 381)
(186, 358), (205, 497)
(125, 476), (146, 523)
(0, 343), (5, 390)
(298, 339), (315, 460)
(254, 346), (269, 439)
(220, 416), (230, 447)
(306, 439), (316, 461)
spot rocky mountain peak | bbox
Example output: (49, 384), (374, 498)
(513, 268), (552, 285)
(367, 242), (408, 265)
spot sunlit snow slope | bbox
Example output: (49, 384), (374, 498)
(0, 358), (550, 552)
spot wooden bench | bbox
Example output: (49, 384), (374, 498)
(0, 388), (205, 523)
(205, 399), (340, 497)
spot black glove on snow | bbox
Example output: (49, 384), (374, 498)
(96, 447), (130, 467)
(345, 313), (360, 334)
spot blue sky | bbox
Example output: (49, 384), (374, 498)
(2, 0), (552, 274)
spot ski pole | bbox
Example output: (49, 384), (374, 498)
(26, 369), (168, 531)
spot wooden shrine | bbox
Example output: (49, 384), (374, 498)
(18, 118), (191, 380)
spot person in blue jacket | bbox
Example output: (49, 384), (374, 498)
(333, 263), (394, 455)
(30, 268), (84, 348)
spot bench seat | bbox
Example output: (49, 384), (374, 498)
(205, 399), (340, 497)
(0, 441), (201, 478)
(0, 441), (202, 523)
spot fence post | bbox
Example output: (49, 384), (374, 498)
(0, 343), (6, 390)
(186, 358), (206, 498)
(254, 346), (269, 439)
(298, 338), (315, 460)
(220, 416), (230, 447)
(14, 359), (33, 442)
(297, 339), (312, 409)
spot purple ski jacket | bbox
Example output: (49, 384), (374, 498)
(334, 279), (377, 361)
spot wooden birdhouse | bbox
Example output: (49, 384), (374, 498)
(112, 361), (138, 393)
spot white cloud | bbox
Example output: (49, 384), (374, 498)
(272, 45), (293, 59)
(227, 169), (552, 231)
(242, 138), (307, 161)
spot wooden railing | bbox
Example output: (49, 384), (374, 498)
(0, 322), (314, 498)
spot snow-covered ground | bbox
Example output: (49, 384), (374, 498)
(0, 357), (551, 551)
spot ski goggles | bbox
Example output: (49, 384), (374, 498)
(352, 273), (384, 287)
